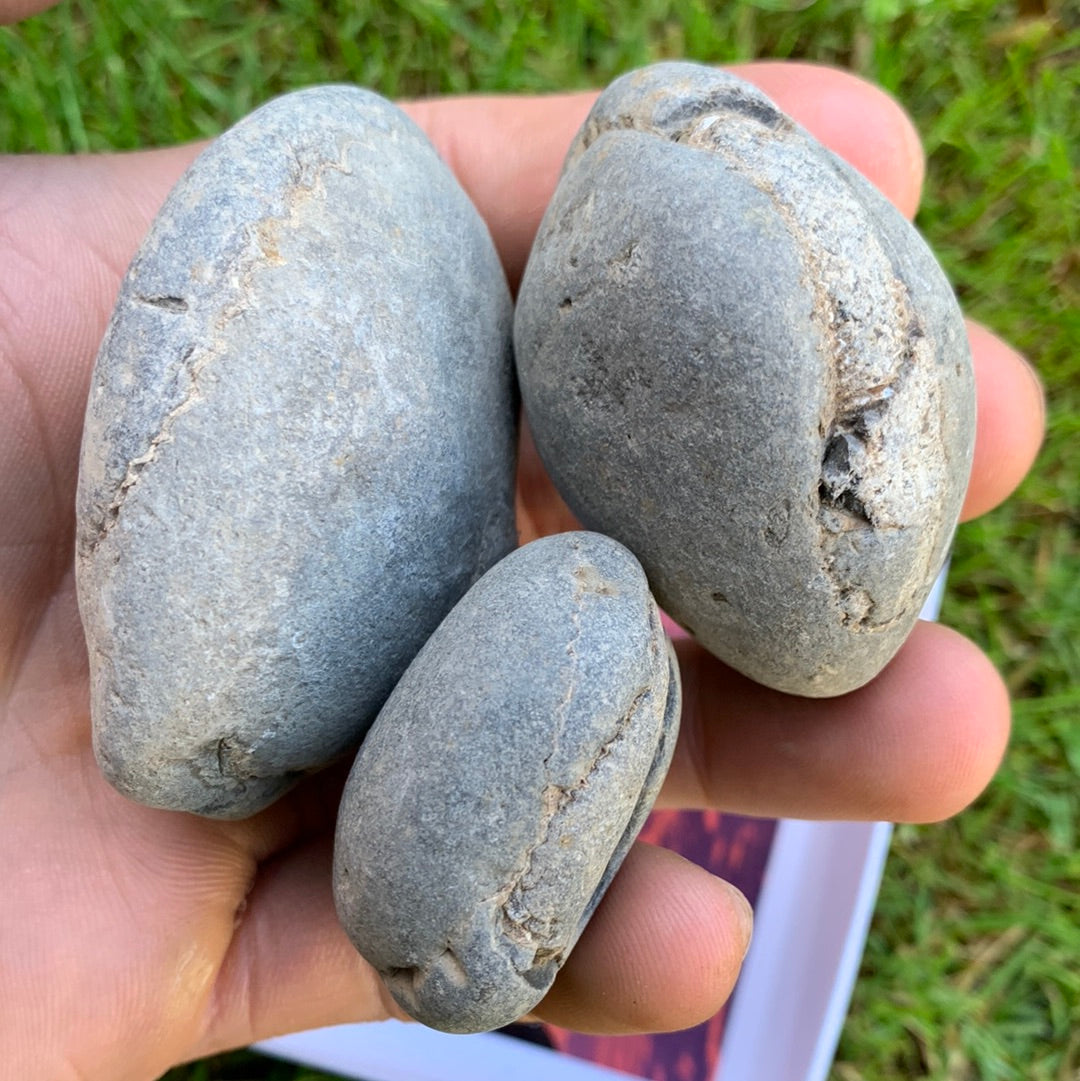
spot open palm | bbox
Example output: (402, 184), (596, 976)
(0, 17), (1044, 1079)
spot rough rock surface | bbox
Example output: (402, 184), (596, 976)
(514, 63), (977, 697)
(333, 532), (680, 1033)
(76, 85), (516, 818)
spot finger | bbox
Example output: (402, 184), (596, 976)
(0, 0), (59, 23)
(197, 836), (752, 1052)
(3, 753), (257, 1081)
(537, 843), (752, 1034)
(961, 320), (1045, 520)
(210, 759), (352, 866)
(662, 620), (1011, 824)
(515, 418), (581, 544)
(401, 93), (592, 295)
(193, 835), (403, 1059)
(402, 62), (925, 291)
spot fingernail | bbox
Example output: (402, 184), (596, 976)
(726, 882), (754, 960)
(1019, 352), (1047, 434)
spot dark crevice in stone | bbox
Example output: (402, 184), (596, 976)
(135, 294), (189, 313)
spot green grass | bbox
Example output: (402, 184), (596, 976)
(159, 1051), (339, 1081)
(3, 1), (1077, 1079)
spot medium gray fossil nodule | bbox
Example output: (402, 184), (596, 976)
(514, 62), (977, 697)
(333, 532), (680, 1033)
(75, 86), (516, 818)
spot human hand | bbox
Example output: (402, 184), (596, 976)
(0, 7), (1044, 1080)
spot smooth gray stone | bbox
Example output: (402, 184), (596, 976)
(76, 85), (516, 818)
(333, 532), (680, 1033)
(514, 62), (976, 697)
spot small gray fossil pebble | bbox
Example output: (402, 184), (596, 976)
(75, 86), (516, 818)
(514, 62), (976, 696)
(333, 532), (680, 1033)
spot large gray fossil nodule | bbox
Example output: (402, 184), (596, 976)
(333, 532), (680, 1033)
(514, 62), (976, 697)
(75, 86), (516, 818)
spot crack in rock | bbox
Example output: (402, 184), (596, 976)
(495, 685), (649, 962)
(575, 82), (931, 633)
(86, 138), (358, 552)
(135, 294), (189, 313)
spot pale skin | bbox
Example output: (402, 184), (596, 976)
(0, 2), (1046, 1077)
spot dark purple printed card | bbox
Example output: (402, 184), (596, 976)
(541, 809), (777, 1081)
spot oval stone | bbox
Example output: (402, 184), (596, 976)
(514, 63), (976, 697)
(333, 532), (680, 1033)
(75, 86), (516, 818)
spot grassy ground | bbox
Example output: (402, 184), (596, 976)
(2, 1), (1076, 1079)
